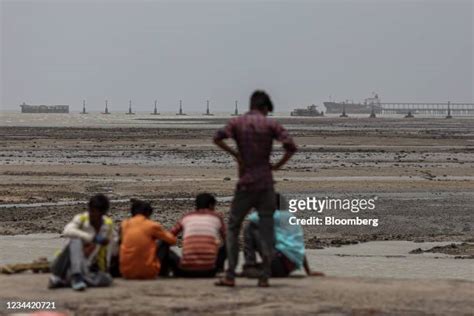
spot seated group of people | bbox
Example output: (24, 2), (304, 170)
(48, 193), (321, 291)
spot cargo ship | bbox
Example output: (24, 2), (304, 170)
(290, 104), (324, 116)
(324, 94), (382, 114)
(20, 103), (69, 113)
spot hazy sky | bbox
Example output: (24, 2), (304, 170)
(1, 0), (473, 112)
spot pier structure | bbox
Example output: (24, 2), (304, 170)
(103, 100), (110, 114)
(203, 100), (213, 116)
(405, 111), (414, 118)
(369, 104), (376, 118)
(176, 100), (186, 115)
(381, 102), (474, 117)
(151, 100), (160, 115)
(446, 102), (452, 119)
(81, 100), (88, 114)
(339, 104), (348, 117)
(126, 100), (135, 115)
(231, 100), (240, 116)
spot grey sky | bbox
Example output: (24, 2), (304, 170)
(1, 0), (473, 112)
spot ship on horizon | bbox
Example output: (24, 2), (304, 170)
(290, 104), (324, 116)
(324, 93), (382, 114)
(20, 102), (69, 113)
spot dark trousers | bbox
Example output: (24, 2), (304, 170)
(243, 221), (293, 278)
(158, 242), (226, 278)
(226, 189), (276, 280)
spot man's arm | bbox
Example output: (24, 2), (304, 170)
(271, 150), (295, 171)
(214, 139), (244, 174)
(63, 214), (95, 242)
(271, 122), (297, 170)
(213, 120), (244, 175)
(151, 222), (177, 245)
(170, 219), (183, 237)
(213, 138), (239, 160)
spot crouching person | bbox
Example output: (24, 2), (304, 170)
(119, 199), (177, 279)
(242, 193), (324, 278)
(160, 193), (226, 278)
(49, 194), (116, 291)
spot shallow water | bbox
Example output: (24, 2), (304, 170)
(306, 241), (474, 281)
(0, 235), (472, 281)
(2, 112), (471, 129)
(0, 234), (67, 265)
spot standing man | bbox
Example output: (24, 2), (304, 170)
(213, 90), (297, 287)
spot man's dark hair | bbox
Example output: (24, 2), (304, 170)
(130, 199), (153, 217)
(88, 194), (110, 214)
(195, 193), (216, 210)
(250, 90), (274, 112)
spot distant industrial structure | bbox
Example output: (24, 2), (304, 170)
(103, 100), (110, 114)
(20, 102), (69, 113)
(203, 100), (213, 116)
(324, 94), (382, 115)
(231, 100), (240, 116)
(322, 94), (474, 118)
(176, 100), (186, 115)
(126, 100), (135, 115)
(81, 100), (88, 114)
(19, 96), (474, 118)
(380, 102), (474, 117)
(151, 100), (159, 115)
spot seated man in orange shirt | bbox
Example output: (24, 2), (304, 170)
(119, 199), (177, 279)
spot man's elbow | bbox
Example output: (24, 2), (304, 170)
(168, 235), (178, 245)
(283, 143), (298, 155)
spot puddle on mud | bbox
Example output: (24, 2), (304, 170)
(307, 241), (474, 281)
(0, 196), (234, 209)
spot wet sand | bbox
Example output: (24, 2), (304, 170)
(0, 274), (473, 315)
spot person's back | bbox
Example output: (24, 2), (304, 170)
(216, 110), (296, 191)
(243, 193), (324, 278)
(173, 210), (225, 271)
(171, 194), (225, 272)
(248, 210), (305, 269)
(120, 200), (176, 279)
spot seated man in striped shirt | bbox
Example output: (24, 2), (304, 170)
(160, 193), (226, 278)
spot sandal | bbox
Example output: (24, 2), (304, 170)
(257, 279), (270, 288)
(214, 277), (235, 287)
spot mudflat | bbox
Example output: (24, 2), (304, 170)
(0, 117), (473, 249)
(1, 116), (473, 315)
